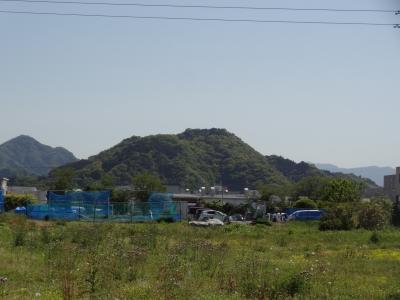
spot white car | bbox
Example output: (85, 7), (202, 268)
(198, 209), (227, 222)
(189, 218), (225, 227)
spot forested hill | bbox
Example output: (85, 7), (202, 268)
(52, 129), (378, 190)
(0, 135), (78, 177)
(267, 155), (378, 188)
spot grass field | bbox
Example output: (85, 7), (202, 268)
(0, 214), (400, 300)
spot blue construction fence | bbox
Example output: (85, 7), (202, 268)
(26, 191), (183, 222)
(0, 190), (4, 213)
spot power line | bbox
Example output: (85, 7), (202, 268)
(0, 0), (398, 14)
(0, 10), (398, 27)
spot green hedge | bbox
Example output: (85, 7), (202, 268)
(4, 194), (37, 211)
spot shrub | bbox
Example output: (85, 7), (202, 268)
(4, 194), (37, 211)
(358, 203), (390, 230)
(8, 215), (29, 247)
(278, 272), (310, 297)
(322, 178), (363, 203)
(387, 290), (400, 300)
(205, 200), (247, 215)
(255, 218), (272, 226)
(369, 232), (381, 244)
(319, 205), (356, 231)
(293, 197), (318, 209)
(392, 201), (400, 227)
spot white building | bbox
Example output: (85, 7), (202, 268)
(1, 178), (9, 195)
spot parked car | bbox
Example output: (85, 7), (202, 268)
(199, 209), (228, 222)
(228, 214), (254, 225)
(288, 210), (324, 221)
(195, 208), (208, 220)
(229, 214), (244, 222)
(189, 218), (225, 227)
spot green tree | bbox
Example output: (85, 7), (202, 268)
(4, 193), (37, 211)
(392, 200), (400, 227)
(357, 202), (390, 230)
(257, 183), (289, 201)
(133, 172), (166, 201)
(293, 197), (318, 209)
(110, 189), (133, 203)
(292, 176), (329, 200)
(85, 174), (116, 191)
(322, 179), (363, 203)
(52, 168), (75, 191)
(319, 204), (356, 231)
(100, 174), (115, 189)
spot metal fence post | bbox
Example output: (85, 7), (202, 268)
(93, 199), (97, 223)
(130, 200), (133, 223)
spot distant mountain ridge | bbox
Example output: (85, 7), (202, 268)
(0, 135), (78, 177)
(51, 128), (378, 191)
(314, 163), (394, 186)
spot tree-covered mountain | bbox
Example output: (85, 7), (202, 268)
(51, 129), (378, 191)
(53, 129), (288, 190)
(269, 156), (379, 190)
(0, 135), (78, 177)
(266, 155), (324, 182)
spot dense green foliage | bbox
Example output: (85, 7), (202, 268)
(0, 135), (77, 178)
(203, 199), (247, 215)
(321, 179), (363, 203)
(290, 176), (330, 200)
(266, 156), (323, 182)
(49, 129), (377, 192)
(50, 168), (76, 191)
(358, 201), (392, 230)
(319, 204), (357, 231)
(0, 216), (400, 299)
(320, 199), (393, 231)
(132, 172), (166, 201)
(293, 197), (318, 209)
(392, 201), (400, 227)
(4, 194), (37, 211)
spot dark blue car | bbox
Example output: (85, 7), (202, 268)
(288, 210), (324, 221)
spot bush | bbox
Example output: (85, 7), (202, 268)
(278, 272), (310, 297)
(358, 203), (390, 230)
(293, 197), (318, 209)
(369, 232), (381, 244)
(392, 201), (400, 227)
(255, 218), (272, 226)
(8, 215), (29, 247)
(205, 200), (247, 215)
(319, 205), (356, 231)
(387, 290), (400, 300)
(4, 194), (37, 211)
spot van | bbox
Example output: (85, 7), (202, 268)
(288, 210), (324, 221)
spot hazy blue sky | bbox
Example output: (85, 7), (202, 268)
(1, 0), (399, 167)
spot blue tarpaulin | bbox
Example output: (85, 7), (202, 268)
(28, 191), (111, 221)
(26, 191), (181, 222)
(0, 190), (4, 213)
